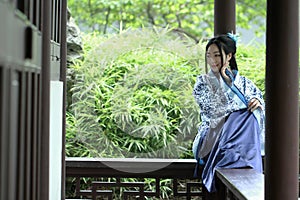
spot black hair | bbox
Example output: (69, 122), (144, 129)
(205, 34), (238, 72)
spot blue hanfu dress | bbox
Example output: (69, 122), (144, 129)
(192, 70), (265, 192)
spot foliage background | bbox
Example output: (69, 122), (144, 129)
(66, 28), (203, 158)
(67, 0), (266, 40)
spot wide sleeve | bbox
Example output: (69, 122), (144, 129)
(192, 75), (210, 131)
(193, 75), (228, 131)
(235, 75), (265, 110)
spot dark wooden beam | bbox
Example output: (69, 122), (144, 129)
(66, 157), (198, 179)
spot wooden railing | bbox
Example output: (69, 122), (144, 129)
(66, 157), (287, 199)
(215, 168), (264, 200)
(65, 157), (204, 199)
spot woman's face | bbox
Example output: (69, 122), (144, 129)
(206, 44), (226, 73)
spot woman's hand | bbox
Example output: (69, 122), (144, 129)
(248, 98), (263, 112)
(220, 66), (232, 84)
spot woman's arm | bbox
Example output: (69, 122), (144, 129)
(193, 75), (211, 125)
(234, 74), (265, 112)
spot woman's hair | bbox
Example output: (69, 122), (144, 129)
(205, 34), (238, 71)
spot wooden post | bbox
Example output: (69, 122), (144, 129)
(40, 0), (51, 199)
(265, 0), (299, 199)
(214, 0), (236, 35)
(60, 0), (68, 199)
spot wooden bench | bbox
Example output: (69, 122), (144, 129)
(215, 168), (264, 200)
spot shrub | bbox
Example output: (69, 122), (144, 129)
(67, 27), (203, 159)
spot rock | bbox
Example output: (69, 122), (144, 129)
(67, 8), (83, 65)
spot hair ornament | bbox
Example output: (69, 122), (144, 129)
(227, 32), (239, 44)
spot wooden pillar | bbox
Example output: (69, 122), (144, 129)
(265, 0), (299, 199)
(40, 0), (51, 199)
(60, 0), (68, 199)
(214, 0), (236, 35)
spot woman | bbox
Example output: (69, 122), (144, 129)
(192, 34), (265, 193)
